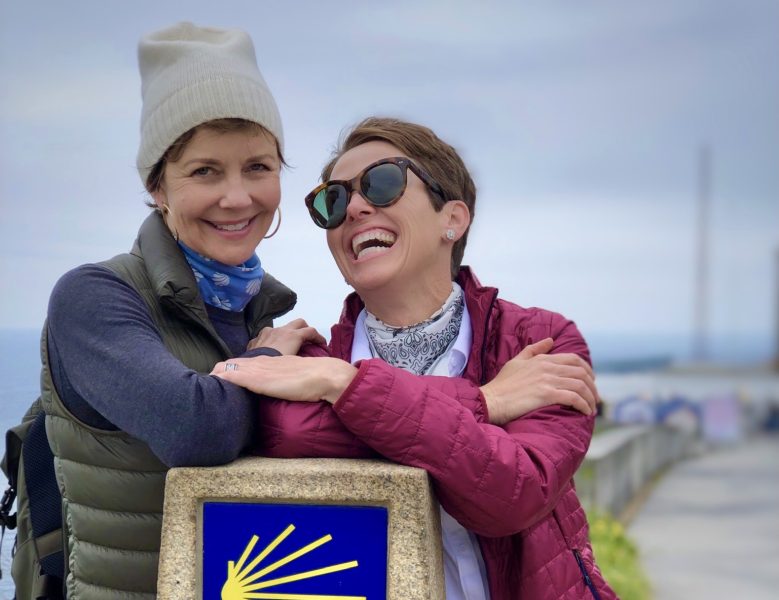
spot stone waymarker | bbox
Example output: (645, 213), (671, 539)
(157, 457), (444, 599)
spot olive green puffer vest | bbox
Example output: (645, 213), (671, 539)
(42, 213), (295, 599)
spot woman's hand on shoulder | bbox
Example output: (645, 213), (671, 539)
(212, 355), (357, 404)
(247, 318), (326, 355)
(480, 338), (599, 425)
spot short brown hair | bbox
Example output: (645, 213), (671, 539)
(144, 118), (284, 195)
(321, 117), (476, 279)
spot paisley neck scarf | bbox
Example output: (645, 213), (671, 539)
(364, 283), (464, 375)
(178, 242), (264, 312)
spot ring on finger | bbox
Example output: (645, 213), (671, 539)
(224, 362), (239, 372)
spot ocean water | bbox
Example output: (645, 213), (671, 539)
(586, 331), (776, 371)
(0, 329), (40, 426)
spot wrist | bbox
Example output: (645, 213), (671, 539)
(480, 384), (504, 425)
(322, 362), (358, 404)
(243, 347), (282, 358)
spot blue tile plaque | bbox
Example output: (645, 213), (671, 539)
(203, 502), (388, 599)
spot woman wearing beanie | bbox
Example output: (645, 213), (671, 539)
(17, 22), (321, 599)
(214, 118), (617, 599)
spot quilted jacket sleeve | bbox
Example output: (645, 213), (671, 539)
(331, 317), (594, 538)
(333, 361), (592, 537)
(255, 346), (488, 457)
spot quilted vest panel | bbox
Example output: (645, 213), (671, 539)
(42, 252), (226, 599)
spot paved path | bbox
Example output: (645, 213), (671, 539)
(629, 435), (779, 600)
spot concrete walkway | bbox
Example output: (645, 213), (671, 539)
(629, 435), (779, 600)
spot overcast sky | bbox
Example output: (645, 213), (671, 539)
(1, 0), (777, 360)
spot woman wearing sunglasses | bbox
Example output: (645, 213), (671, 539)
(215, 117), (616, 599)
(16, 23), (325, 599)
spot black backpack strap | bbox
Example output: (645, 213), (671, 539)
(1, 400), (42, 580)
(23, 413), (64, 582)
(1, 403), (39, 527)
(1, 462), (19, 529)
(0, 484), (16, 579)
(0, 432), (21, 580)
(31, 572), (65, 600)
(2, 398), (45, 526)
(1, 400), (65, 595)
(2, 397), (44, 482)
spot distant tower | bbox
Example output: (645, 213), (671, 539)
(693, 145), (711, 362)
(775, 247), (779, 370)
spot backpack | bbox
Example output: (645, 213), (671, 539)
(1, 398), (65, 599)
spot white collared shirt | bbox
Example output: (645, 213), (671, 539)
(352, 304), (491, 600)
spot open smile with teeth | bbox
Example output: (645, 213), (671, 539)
(210, 218), (252, 232)
(351, 229), (397, 260)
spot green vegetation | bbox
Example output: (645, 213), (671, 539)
(593, 415), (618, 435)
(589, 511), (652, 600)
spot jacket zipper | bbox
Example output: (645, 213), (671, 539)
(551, 509), (603, 600)
(478, 289), (499, 385)
(573, 549), (603, 600)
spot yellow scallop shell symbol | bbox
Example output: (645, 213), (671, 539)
(221, 523), (365, 600)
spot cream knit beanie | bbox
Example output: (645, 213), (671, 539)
(136, 22), (283, 185)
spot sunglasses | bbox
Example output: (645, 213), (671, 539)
(305, 157), (448, 229)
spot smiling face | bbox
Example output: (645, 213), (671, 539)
(152, 127), (281, 265)
(326, 141), (468, 324)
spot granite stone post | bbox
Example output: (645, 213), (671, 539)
(157, 457), (444, 599)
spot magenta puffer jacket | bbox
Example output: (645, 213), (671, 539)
(256, 267), (618, 599)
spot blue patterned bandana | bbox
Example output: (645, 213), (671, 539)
(365, 283), (464, 375)
(178, 242), (264, 312)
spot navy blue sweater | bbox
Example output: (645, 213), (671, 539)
(46, 264), (275, 467)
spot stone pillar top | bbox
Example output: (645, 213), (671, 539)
(157, 457), (443, 600)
